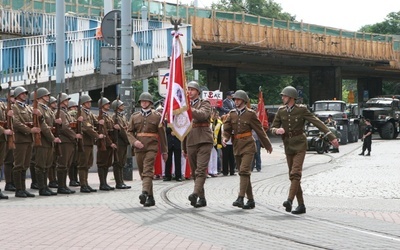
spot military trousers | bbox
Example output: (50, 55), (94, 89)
(285, 150), (306, 204)
(116, 143), (128, 169)
(135, 150), (157, 195)
(187, 143), (213, 198)
(0, 141), (6, 166)
(35, 146), (54, 170)
(78, 145), (94, 170)
(13, 142), (33, 172)
(96, 146), (113, 168)
(235, 152), (254, 199)
(57, 142), (75, 171)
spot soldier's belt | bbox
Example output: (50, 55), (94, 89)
(25, 122), (34, 128)
(137, 132), (158, 138)
(234, 131), (252, 139)
(282, 129), (304, 139)
(192, 122), (210, 128)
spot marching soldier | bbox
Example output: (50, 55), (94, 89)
(67, 100), (81, 187)
(35, 87), (61, 196)
(183, 81), (213, 208)
(47, 96), (58, 188)
(2, 88), (16, 192)
(96, 97), (117, 191)
(12, 86), (42, 198)
(78, 94), (103, 193)
(127, 92), (168, 207)
(222, 90), (272, 209)
(271, 86), (339, 214)
(110, 99), (131, 189)
(56, 93), (82, 194)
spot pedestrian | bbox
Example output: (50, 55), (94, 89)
(127, 92), (168, 207)
(183, 81), (214, 208)
(219, 90), (235, 116)
(359, 118), (372, 156)
(223, 90), (272, 210)
(271, 86), (339, 214)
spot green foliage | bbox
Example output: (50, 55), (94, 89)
(360, 11), (400, 34)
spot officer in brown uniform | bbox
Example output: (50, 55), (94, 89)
(47, 96), (58, 188)
(3, 89), (16, 192)
(57, 93), (82, 194)
(271, 86), (339, 214)
(111, 99), (131, 189)
(182, 81), (213, 208)
(127, 92), (167, 207)
(67, 100), (81, 187)
(96, 97), (117, 191)
(0, 87), (13, 199)
(35, 87), (61, 196)
(78, 94), (103, 193)
(12, 86), (42, 198)
(223, 90), (273, 209)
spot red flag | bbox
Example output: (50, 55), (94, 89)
(257, 89), (269, 130)
(160, 30), (192, 141)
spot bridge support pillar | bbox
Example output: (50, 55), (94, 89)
(309, 67), (342, 105)
(357, 77), (382, 105)
(206, 67), (237, 93)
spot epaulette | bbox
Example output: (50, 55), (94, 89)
(152, 109), (161, 116)
(247, 108), (256, 113)
(278, 105), (286, 110)
(296, 104), (308, 109)
(228, 109), (236, 114)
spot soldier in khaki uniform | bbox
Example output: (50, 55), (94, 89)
(127, 92), (167, 207)
(183, 81), (213, 208)
(0, 87), (13, 199)
(111, 99), (131, 189)
(223, 90), (273, 209)
(35, 87), (61, 196)
(271, 86), (339, 214)
(96, 97), (117, 191)
(12, 86), (42, 198)
(57, 93), (82, 194)
(47, 96), (58, 188)
(67, 100), (81, 187)
(78, 94), (103, 193)
(3, 89), (16, 192)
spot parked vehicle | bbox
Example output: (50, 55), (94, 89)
(362, 97), (400, 139)
(306, 125), (340, 154)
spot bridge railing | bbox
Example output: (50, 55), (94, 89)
(0, 21), (192, 88)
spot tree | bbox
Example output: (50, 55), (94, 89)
(360, 11), (400, 34)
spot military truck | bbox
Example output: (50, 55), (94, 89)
(362, 97), (400, 139)
(312, 100), (360, 145)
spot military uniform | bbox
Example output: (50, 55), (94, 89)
(96, 110), (114, 190)
(127, 109), (167, 206)
(223, 105), (272, 209)
(112, 109), (131, 189)
(78, 107), (100, 192)
(57, 106), (77, 194)
(271, 104), (336, 210)
(0, 102), (10, 198)
(182, 98), (214, 207)
(67, 108), (80, 186)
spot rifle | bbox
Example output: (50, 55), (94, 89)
(112, 95), (120, 167)
(54, 92), (62, 157)
(6, 79), (15, 149)
(97, 80), (106, 151)
(33, 75), (42, 146)
(76, 89), (84, 152)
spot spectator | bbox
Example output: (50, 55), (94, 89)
(219, 91), (235, 115)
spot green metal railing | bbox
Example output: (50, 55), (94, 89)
(2, 0), (399, 50)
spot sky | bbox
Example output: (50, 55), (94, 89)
(166, 0), (400, 31)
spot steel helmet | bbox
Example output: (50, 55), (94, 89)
(68, 100), (78, 108)
(232, 90), (249, 103)
(60, 93), (70, 102)
(29, 91), (35, 101)
(80, 94), (92, 104)
(49, 96), (57, 104)
(187, 81), (201, 93)
(98, 97), (110, 107)
(138, 92), (153, 103)
(280, 86), (298, 99)
(110, 99), (124, 110)
(10, 89), (15, 97)
(14, 86), (29, 97)
(36, 87), (50, 99)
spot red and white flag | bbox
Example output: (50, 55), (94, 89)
(257, 88), (269, 130)
(161, 30), (192, 141)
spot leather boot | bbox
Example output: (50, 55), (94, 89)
(48, 180), (58, 188)
(79, 169), (90, 193)
(232, 196), (244, 207)
(104, 168), (115, 191)
(283, 199), (292, 212)
(242, 199), (255, 209)
(0, 190), (9, 199)
(99, 168), (110, 191)
(5, 183), (16, 191)
(36, 169), (51, 196)
(291, 204), (306, 214)
(188, 193), (198, 207)
(120, 166), (130, 189)
(195, 198), (207, 208)
(29, 165), (39, 190)
(13, 171), (26, 198)
(21, 171), (35, 197)
(69, 161), (80, 186)
(48, 166), (58, 188)
(86, 169), (97, 192)
(144, 195), (155, 207)
(139, 191), (148, 205)
(43, 169), (57, 195)
(57, 170), (72, 194)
